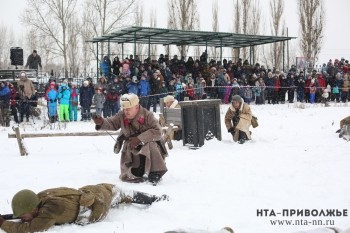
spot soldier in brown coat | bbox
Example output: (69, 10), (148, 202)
(93, 94), (168, 184)
(224, 95), (253, 144)
(0, 183), (168, 233)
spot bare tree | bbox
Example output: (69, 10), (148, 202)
(84, 0), (137, 60)
(22, 0), (77, 71)
(248, 0), (262, 64)
(211, 0), (219, 60)
(67, 15), (80, 77)
(0, 23), (8, 68)
(168, 0), (200, 57)
(232, 0), (241, 60)
(135, 2), (144, 57)
(149, 8), (158, 60)
(298, 0), (325, 67)
(269, 0), (285, 70)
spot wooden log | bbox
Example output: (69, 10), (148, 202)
(13, 127), (28, 156)
(8, 131), (119, 139)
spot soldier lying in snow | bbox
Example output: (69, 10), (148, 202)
(0, 183), (168, 233)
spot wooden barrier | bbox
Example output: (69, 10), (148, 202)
(8, 127), (119, 156)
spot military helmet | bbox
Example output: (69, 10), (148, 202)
(12, 189), (40, 217)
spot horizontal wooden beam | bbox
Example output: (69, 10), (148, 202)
(8, 131), (119, 139)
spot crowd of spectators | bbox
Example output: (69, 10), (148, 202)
(1, 53), (349, 125)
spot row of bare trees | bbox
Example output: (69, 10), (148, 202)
(0, 0), (325, 73)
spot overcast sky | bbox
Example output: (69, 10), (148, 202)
(1, 0), (350, 66)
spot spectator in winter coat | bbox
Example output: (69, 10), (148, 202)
(17, 71), (35, 122)
(95, 76), (109, 94)
(223, 80), (232, 104)
(46, 82), (58, 123)
(159, 81), (168, 99)
(225, 95), (252, 144)
(69, 82), (79, 121)
(8, 83), (19, 124)
(149, 73), (161, 112)
(126, 76), (139, 95)
(254, 77), (265, 105)
(341, 74), (349, 102)
(92, 87), (106, 116)
(92, 94), (168, 184)
(0, 81), (10, 126)
(58, 83), (70, 122)
(265, 72), (274, 104)
(100, 56), (111, 78)
(296, 76), (305, 102)
(309, 79), (317, 104)
(242, 84), (253, 105)
(186, 83), (195, 100)
(112, 56), (121, 76)
(138, 74), (151, 109)
(25, 50), (42, 70)
(79, 80), (94, 121)
(0, 184), (167, 233)
(194, 77), (206, 100)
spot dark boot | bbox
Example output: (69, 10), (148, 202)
(238, 131), (247, 144)
(148, 171), (162, 185)
(132, 191), (168, 205)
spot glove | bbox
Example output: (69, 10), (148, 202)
(92, 113), (103, 125)
(228, 127), (234, 136)
(0, 216), (4, 227)
(129, 137), (141, 148)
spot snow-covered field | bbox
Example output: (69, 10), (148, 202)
(1, 102), (349, 233)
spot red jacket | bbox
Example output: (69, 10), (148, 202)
(9, 87), (17, 107)
(274, 78), (281, 92)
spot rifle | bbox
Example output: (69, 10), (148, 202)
(1, 214), (20, 220)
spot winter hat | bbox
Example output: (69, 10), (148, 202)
(132, 76), (138, 83)
(83, 80), (89, 86)
(163, 95), (175, 103)
(231, 95), (243, 103)
(121, 94), (139, 109)
(71, 82), (77, 86)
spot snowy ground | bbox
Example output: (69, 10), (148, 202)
(0, 102), (349, 233)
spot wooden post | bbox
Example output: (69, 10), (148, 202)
(13, 127), (28, 156)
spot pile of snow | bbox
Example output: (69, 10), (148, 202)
(0, 103), (349, 233)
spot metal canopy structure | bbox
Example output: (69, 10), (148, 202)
(87, 26), (296, 77)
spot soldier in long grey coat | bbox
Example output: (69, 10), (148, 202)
(0, 183), (168, 233)
(93, 93), (168, 184)
(224, 95), (253, 144)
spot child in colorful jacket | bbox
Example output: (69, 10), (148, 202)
(69, 82), (79, 121)
(58, 83), (71, 122)
(92, 87), (106, 116)
(46, 82), (59, 123)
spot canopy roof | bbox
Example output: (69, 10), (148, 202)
(87, 26), (296, 48)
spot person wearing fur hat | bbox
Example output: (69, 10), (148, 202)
(92, 94), (168, 184)
(225, 95), (253, 144)
(163, 95), (180, 108)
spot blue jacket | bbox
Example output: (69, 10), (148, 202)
(127, 82), (139, 95)
(0, 85), (10, 108)
(138, 79), (150, 97)
(47, 88), (59, 102)
(58, 84), (71, 105)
